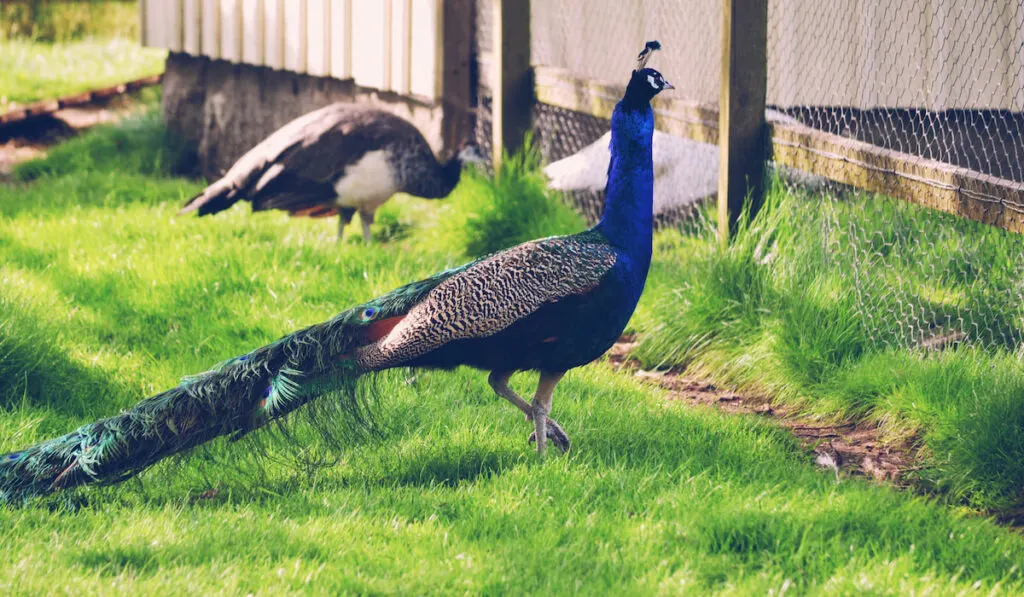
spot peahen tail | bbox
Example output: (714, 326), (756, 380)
(178, 177), (240, 216)
(0, 308), (371, 504)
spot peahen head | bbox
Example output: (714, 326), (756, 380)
(622, 40), (674, 107)
(456, 141), (486, 167)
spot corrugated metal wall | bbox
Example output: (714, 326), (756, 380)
(141, 0), (443, 100)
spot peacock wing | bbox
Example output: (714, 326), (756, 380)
(354, 235), (617, 370)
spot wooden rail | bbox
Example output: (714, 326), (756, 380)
(0, 74), (163, 127)
(533, 66), (1024, 234)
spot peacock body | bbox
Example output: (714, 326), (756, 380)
(0, 42), (672, 504)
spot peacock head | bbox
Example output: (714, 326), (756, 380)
(624, 40), (674, 105)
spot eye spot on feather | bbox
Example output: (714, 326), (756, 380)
(360, 307), (380, 322)
(6, 452), (19, 461)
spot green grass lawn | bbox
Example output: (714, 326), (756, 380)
(2, 115), (1024, 594)
(0, 38), (165, 111)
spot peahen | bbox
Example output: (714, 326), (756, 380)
(0, 42), (672, 504)
(178, 104), (485, 243)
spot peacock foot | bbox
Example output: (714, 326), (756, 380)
(528, 417), (571, 453)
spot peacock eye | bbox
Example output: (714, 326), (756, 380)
(361, 307), (379, 321)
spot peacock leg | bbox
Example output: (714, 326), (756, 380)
(359, 209), (375, 243)
(529, 371), (567, 456)
(338, 207), (356, 240)
(488, 370), (570, 454)
(488, 370), (533, 416)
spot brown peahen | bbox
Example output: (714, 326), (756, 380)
(0, 42), (672, 504)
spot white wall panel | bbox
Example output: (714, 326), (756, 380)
(306, 0), (332, 76)
(283, 0), (308, 73)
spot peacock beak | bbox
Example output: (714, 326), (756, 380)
(663, 79), (675, 90)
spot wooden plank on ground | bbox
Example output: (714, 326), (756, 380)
(0, 75), (164, 127)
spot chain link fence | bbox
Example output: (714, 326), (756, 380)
(469, 0), (1024, 355)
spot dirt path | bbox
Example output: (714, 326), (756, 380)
(609, 337), (916, 485)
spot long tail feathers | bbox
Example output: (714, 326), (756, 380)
(0, 310), (369, 505)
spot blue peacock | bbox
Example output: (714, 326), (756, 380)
(0, 42), (672, 504)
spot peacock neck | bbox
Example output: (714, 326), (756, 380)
(414, 157), (462, 199)
(596, 103), (655, 268)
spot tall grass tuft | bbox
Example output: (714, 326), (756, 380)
(634, 176), (1024, 510)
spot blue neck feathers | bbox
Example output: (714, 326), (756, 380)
(596, 102), (655, 268)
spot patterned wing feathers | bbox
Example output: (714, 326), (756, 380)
(355, 239), (616, 369)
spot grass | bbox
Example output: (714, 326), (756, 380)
(1, 0), (140, 42)
(1, 112), (1024, 593)
(0, 37), (166, 111)
(634, 182), (1024, 511)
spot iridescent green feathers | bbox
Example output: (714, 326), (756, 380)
(0, 306), (370, 504)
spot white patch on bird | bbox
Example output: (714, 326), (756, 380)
(647, 74), (659, 89)
(333, 150), (399, 210)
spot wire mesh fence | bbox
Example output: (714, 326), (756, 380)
(471, 0), (1024, 354)
(765, 0), (1024, 353)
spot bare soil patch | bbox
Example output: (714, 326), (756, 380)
(609, 336), (917, 486)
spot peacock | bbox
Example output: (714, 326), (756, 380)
(178, 104), (485, 243)
(0, 42), (671, 504)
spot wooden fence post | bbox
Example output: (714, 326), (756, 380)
(718, 0), (768, 247)
(440, 0), (473, 156)
(491, 0), (531, 170)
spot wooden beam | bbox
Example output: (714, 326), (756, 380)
(440, 0), (473, 154)
(770, 121), (1024, 233)
(491, 0), (531, 169)
(718, 0), (768, 246)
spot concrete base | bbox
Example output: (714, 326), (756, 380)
(162, 53), (446, 180)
